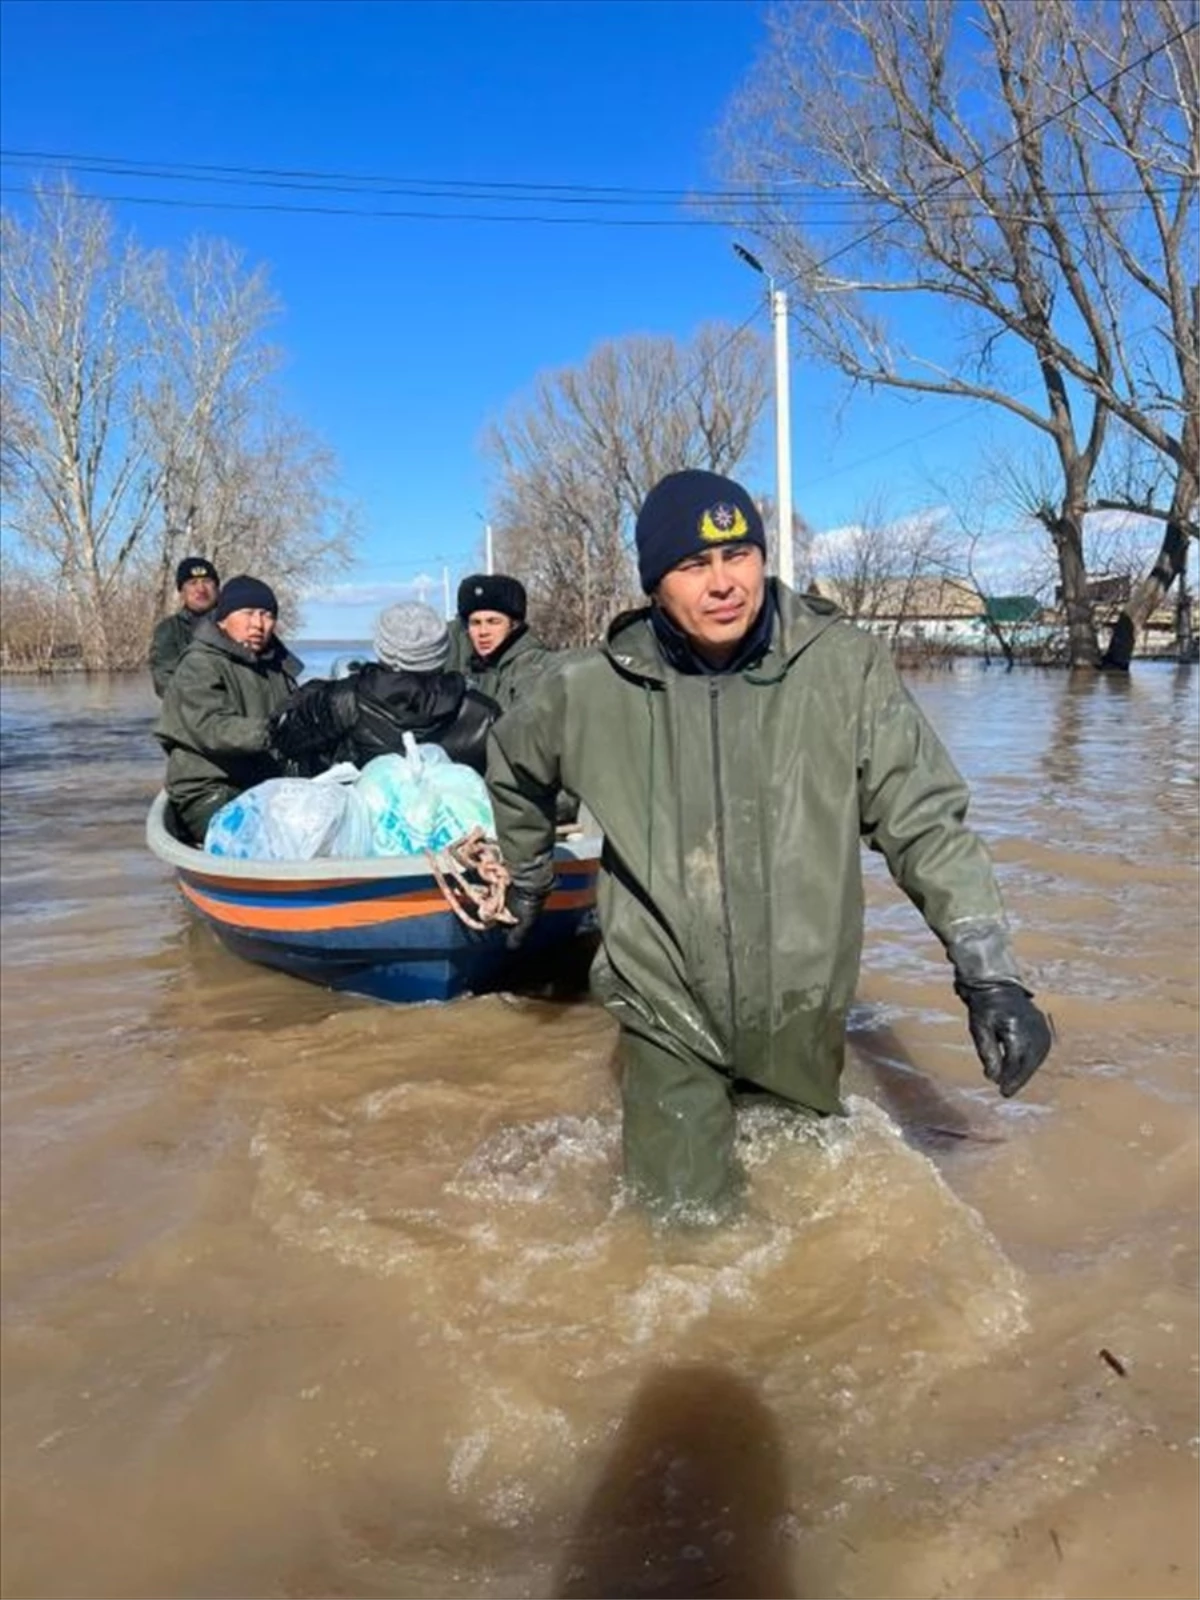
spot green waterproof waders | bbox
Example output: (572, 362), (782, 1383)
(619, 1030), (833, 1217)
(620, 1031), (741, 1216)
(175, 784), (238, 845)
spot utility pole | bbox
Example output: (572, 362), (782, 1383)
(770, 283), (793, 589)
(476, 512), (495, 575)
(733, 243), (794, 589)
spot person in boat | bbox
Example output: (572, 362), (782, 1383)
(455, 573), (580, 825)
(154, 575), (302, 844)
(148, 554), (221, 698)
(266, 601), (500, 775)
(456, 574), (552, 711)
(485, 468), (1053, 1220)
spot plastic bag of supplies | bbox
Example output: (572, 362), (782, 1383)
(204, 768), (373, 861)
(355, 735), (495, 857)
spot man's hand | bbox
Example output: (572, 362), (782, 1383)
(956, 981), (1053, 1098)
(502, 884), (547, 952)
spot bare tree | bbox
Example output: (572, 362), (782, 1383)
(812, 498), (959, 648)
(718, 0), (1198, 668)
(756, 495), (815, 589)
(1, 187), (354, 667)
(2, 190), (162, 666)
(940, 457), (1177, 662)
(486, 325), (771, 647)
(1056, 0), (1199, 664)
(0, 556), (70, 669)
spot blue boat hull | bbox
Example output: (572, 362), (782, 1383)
(147, 793), (600, 1003)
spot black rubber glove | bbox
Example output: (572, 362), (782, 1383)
(956, 981), (1053, 1098)
(269, 680), (356, 761)
(503, 885), (547, 952)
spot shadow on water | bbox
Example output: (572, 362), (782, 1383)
(554, 1365), (795, 1600)
(847, 1016), (1005, 1150)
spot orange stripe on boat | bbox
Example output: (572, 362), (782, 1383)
(179, 880), (595, 932)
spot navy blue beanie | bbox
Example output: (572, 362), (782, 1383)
(214, 574), (278, 621)
(635, 469), (766, 592)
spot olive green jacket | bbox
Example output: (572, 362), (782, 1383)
(444, 618), (472, 674)
(154, 619), (302, 820)
(486, 584), (1019, 1111)
(148, 609), (207, 698)
(465, 625), (552, 712)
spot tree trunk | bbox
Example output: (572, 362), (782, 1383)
(1100, 504), (1195, 670)
(1052, 509), (1101, 668)
(1177, 578), (1195, 661)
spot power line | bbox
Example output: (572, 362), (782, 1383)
(3, 18), (1189, 509)
(0, 146), (816, 200)
(0, 184), (740, 228)
(0, 178), (1165, 231)
(0, 146), (1174, 210)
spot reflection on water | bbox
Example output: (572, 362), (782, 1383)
(1, 663), (1197, 1599)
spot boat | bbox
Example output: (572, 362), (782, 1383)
(146, 790), (601, 1003)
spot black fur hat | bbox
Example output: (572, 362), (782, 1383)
(457, 573), (527, 624)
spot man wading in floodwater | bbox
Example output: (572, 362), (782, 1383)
(485, 469), (1052, 1219)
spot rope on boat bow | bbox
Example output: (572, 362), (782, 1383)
(426, 827), (517, 932)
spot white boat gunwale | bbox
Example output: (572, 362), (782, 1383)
(145, 789), (600, 883)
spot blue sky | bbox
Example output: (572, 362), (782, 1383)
(0, 0), (1157, 639)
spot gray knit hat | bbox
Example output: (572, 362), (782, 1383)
(373, 602), (450, 673)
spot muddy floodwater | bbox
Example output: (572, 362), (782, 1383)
(1, 662), (1197, 1600)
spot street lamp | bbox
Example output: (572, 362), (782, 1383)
(733, 242), (794, 589)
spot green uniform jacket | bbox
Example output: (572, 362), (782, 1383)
(487, 584), (1018, 1113)
(148, 609), (206, 698)
(444, 618), (472, 674)
(154, 619), (303, 825)
(466, 626), (552, 712)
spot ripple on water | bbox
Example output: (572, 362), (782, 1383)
(249, 1081), (1030, 1532)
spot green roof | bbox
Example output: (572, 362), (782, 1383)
(983, 595), (1041, 624)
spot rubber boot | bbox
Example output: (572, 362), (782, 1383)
(619, 1030), (741, 1220)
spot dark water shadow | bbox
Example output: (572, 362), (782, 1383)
(845, 1015), (1006, 1152)
(506, 929), (602, 1005)
(555, 1365), (796, 1600)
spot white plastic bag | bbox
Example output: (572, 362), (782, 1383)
(204, 776), (373, 861)
(355, 735), (495, 856)
(355, 746), (437, 856)
(428, 758), (494, 850)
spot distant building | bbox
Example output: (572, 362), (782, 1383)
(808, 576), (1046, 653)
(1055, 573), (1131, 607)
(1050, 572), (1181, 657)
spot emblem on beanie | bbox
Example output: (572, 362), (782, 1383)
(698, 502), (749, 544)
